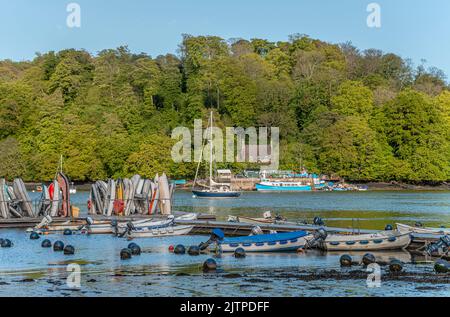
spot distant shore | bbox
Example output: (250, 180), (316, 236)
(21, 181), (450, 192)
(351, 182), (450, 191)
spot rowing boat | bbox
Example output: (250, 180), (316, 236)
(13, 178), (34, 217)
(216, 231), (312, 252)
(0, 179), (9, 219)
(396, 223), (450, 235)
(126, 225), (194, 238)
(321, 230), (411, 251)
(227, 211), (287, 225)
(158, 173), (172, 215)
(85, 213), (197, 235)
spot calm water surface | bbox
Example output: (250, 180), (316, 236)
(0, 190), (449, 297)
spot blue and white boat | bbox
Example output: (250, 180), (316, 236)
(256, 179), (326, 192)
(216, 230), (312, 252)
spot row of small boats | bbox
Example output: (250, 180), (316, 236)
(0, 178), (35, 218)
(88, 174), (174, 216)
(222, 212), (450, 253)
(209, 228), (413, 253)
(0, 173), (73, 219)
(28, 213), (197, 238)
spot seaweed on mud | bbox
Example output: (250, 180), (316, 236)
(223, 273), (242, 279)
(248, 268), (450, 284)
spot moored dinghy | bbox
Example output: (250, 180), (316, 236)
(49, 180), (60, 217)
(37, 184), (51, 216)
(159, 173), (171, 215)
(150, 175), (160, 214)
(56, 172), (71, 217)
(13, 178), (34, 217)
(126, 224), (194, 239)
(104, 179), (116, 216)
(0, 179), (9, 219)
(396, 223), (450, 235)
(207, 229), (313, 252)
(321, 230), (411, 251)
(123, 178), (134, 216)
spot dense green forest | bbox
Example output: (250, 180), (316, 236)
(0, 34), (449, 183)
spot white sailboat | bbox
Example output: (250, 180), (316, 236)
(192, 111), (240, 198)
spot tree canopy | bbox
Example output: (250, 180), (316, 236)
(0, 35), (448, 183)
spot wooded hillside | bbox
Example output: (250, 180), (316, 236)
(0, 34), (449, 182)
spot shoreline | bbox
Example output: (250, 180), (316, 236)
(21, 181), (450, 192)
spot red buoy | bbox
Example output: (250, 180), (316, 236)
(168, 245), (175, 253)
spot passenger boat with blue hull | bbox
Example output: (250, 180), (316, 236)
(210, 229), (313, 252)
(256, 182), (313, 191)
(256, 180), (326, 192)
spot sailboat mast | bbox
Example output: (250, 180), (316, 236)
(209, 111), (213, 187)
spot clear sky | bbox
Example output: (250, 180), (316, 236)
(1, 0), (449, 78)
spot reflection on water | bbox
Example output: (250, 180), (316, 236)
(2, 190), (449, 297)
(173, 190), (450, 229)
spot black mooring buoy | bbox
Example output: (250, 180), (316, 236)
(41, 239), (52, 248)
(63, 229), (72, 236)
(53, 241), (65, 252)
(129, 244), (141, 256)
(434, 259), (449, 273)
(389, 260), (403, 273)
(120, 248), (132, 260)
(30, 232), (40, 240)
(64, 245), (75, 255)
(188, 245), (200, 256)
(203, 258), (217, 272)
(234, 248), (246, 258)
(340, 254), (353, 267)
(362, 253), (376, 266)
(128, 242), (138, 249)
(174, 244), (186, 255)
(1, 239), (12, 248)
(385, 224), (393, 231)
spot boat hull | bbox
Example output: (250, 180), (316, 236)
(322, 231), (411, 251)
(127, 225), (194, 238)
(218, 231), (311, 252)
(396, 223), (450, 235)
(256, 183), (312, 192)
(193, 190), (241, 198)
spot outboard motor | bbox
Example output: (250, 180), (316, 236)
(274, 213), (286, 221)
(425, 235), (450, 256)
(167, 215), (175, 226)
(199, 229), (225, 251)
(313, 216), (325, 226)
(305, 228), (328, 249)
(86, 216), (94, 226)
(251, 226), (264, 236)
(126, 221), (136, 231)
(111, 220), (118, 236)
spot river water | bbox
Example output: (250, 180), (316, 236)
(0, 190), (449, 297)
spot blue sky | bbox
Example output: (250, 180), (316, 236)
(1, 0), (449, 78)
